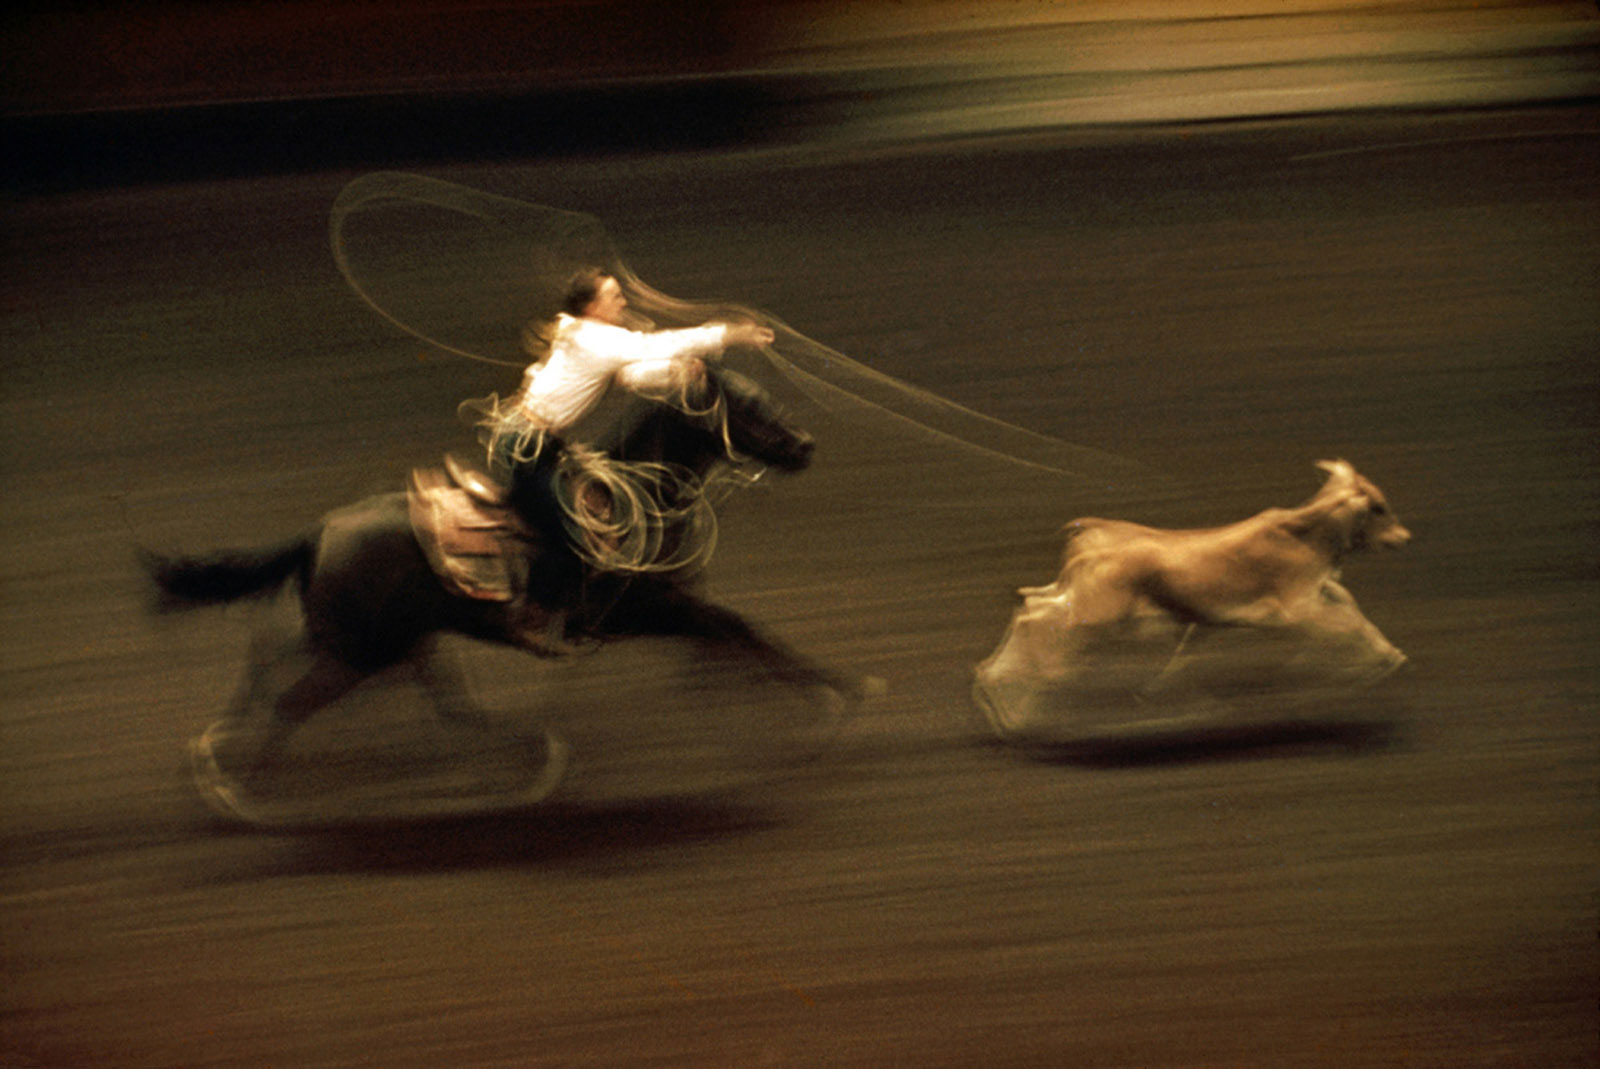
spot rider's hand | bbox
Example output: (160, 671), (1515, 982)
(725, 322), (775, 349)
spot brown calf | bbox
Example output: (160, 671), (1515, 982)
(973, 460), (1410, 741)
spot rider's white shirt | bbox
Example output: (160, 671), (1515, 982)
(517, 314), (727, 433)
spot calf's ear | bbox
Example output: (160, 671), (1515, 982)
(1315, 458), (1354, 482)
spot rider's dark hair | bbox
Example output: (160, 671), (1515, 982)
(520, 266), (614, 358)
(561, 267), (613, 316)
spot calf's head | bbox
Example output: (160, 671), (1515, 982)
(1312, 459), (1411, 551)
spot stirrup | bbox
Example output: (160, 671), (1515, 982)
(446, 453), (508, 506)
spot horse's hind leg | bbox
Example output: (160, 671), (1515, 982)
(195, 626), (307, 771)
(199, 649), (364, 787)
(257, 653), (365, 773)
(190, 647), (364, 822)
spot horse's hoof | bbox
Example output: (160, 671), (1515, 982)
(188, 729), (272, 826)
(518, 730), (569, 804)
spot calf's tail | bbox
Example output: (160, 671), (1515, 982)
(140, 535), (314, 610)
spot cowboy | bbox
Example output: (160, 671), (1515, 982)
(484, 267), (774, 650)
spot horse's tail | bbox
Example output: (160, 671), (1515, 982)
(140, 534), (314, 610)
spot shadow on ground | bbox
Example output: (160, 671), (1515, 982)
(1011, 718), (1405, 769)
(202, 797), (783, 879)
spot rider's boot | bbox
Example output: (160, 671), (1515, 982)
(498, 451), (598, 657)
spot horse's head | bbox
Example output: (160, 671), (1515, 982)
(722, 387), (815, 473)
(693, 368), (814, 474)
(612, 367), (814, 479)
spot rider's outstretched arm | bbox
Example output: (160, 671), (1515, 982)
(616, 356), (705, 395)
(575, 319), (729, 369)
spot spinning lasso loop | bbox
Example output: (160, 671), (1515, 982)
(331, 172), (613, 368)
(330, 171), (1156, 485)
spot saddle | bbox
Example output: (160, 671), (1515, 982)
(408, 455), (530, 602)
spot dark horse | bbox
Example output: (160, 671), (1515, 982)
(144, 369), (861, 820)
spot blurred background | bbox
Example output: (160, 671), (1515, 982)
(3, 3), (1598, 1068)
(7, 0), (1598, 186)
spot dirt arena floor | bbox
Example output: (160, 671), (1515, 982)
(3, 105), (1597, 1066)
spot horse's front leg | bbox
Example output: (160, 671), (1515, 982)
(614, 584), (870, 702)
(409, 641), (561, 749)
(409, 640), (496, 732)
(407, 644), (569, 797)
